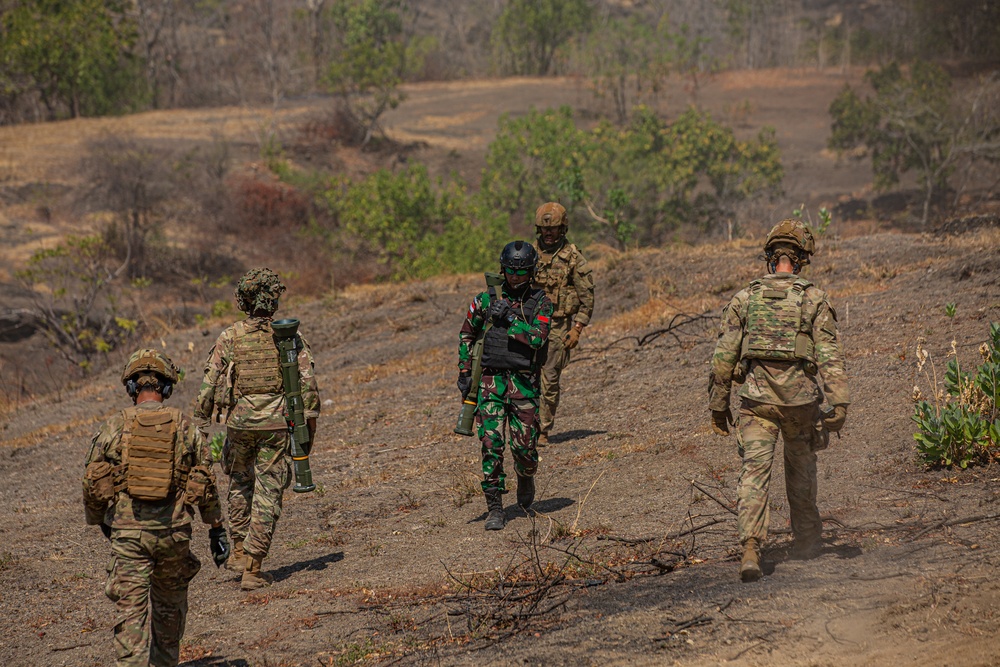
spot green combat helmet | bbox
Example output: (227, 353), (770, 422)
(235, 267), (286, 315)
(121, 348), (179, 399)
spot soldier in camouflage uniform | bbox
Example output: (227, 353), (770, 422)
(193, 268), (321, 590)
(458, 241), (553, 530)
(708, 220), (850, 582)
(84, 349), (228, 667)
(532, 202), (595, 445)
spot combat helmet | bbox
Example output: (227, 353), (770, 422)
(121, 348), (179, 399)
(535, 202), (568, 228)
(235, 267), (286, 315)
(764, 218), (815, 268)
(499, 240), (538, 275)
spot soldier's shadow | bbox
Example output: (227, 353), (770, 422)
(270, 551), (344, 583)
(549, 429), (605, 443)
(183, 658), (250, 667)
(470, 497), (575, 523)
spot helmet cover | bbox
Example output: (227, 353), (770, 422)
(764, 219), (815, 256)
(535, 202), (568, 228)
(235, 267), (286, 315)
(121, 348), (179, 386)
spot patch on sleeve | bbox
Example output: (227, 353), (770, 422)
(537, 315), (549, 323)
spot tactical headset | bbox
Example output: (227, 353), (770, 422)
(126, 374), (173, 401)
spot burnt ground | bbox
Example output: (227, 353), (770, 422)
(2, 227), (1000, 666)
(2, 69), (1000, 665)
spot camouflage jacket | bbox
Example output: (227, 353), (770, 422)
(193, 316), (320, 431)
(532, 239), (595, 333)
(458, 285), (553, 375)
(84, 401), (222, 529)
(709, 272), (850, 410)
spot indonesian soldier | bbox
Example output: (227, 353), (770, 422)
(84, 348), (229, 667)
(708, 219), (850, 582)
(532, 202), (595, 445)
(193, 268), (320, 590)
(458, 241), (553, 530)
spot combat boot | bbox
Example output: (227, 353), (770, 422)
(484, 488), (506, 531)
(537, 433), (549, 447)
(740, 539), (762, 583)
(241, 555), (273, 591)
(516, 474), (535, 510)
(790, 535), (820, 560)
(225, 539), (245, 572)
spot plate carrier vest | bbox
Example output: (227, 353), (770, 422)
(740, 277), (817, 370)
(117, 405), (187, 501)
(481, 286), (548, 371)
(234, 319), (283, 396)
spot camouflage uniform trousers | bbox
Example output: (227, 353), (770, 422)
(476, 371), (540, 493)
(736, 400), (822, 547)
(539, 320), (571, 435)
(104, 527), (201, 667)
(224, 428), (291, 558)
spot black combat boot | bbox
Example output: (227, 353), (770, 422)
(516, 474), (535, 510)
(484, 488), (506, 531)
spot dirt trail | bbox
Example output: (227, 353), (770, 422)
(2, 227), (1000, 665)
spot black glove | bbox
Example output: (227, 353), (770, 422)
(489, 299), (514, 325)
(209, 526), (230, 567)
(457, 373), (472, 400)
(100, 523), (112, 540)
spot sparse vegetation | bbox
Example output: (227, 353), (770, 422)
(911, 323), (1000, 468)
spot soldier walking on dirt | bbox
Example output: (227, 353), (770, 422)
(458, 241), (553, 530)
(708, 220), (850, 582)
(193, 268), (321, 590)
(84, 348), (229, 667)
(531, 202), (595, 445)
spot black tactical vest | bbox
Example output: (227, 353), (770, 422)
(481, 287), (548, 371)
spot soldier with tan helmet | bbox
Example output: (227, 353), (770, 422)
(84, 348), (228, 667)
(193, 268), (321, 590)
(708, 219), (850, 582)
(531, 202), (595, 445)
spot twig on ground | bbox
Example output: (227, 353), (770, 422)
(691, 480), (738, 516)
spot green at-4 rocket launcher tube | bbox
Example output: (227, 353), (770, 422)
(272, 318), (315, 493)
(455, 272), (504, 436)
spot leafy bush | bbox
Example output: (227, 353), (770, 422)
(319, 164), (507, 281)
(912, 323), (1000, 468)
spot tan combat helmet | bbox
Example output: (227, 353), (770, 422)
(535, 202), (568, 229)
(121, 348), (179, 398)
(764, 218), (815, 265)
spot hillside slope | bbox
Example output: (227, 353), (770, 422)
(2, 228), (999, 665)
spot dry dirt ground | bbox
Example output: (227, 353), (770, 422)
(2, 71), (1000, 666)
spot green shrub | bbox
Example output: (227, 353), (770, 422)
(912, 323), (1000, 468)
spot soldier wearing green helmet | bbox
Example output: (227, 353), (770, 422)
(84, 348), (227, 666)
(708, 218), (850, 583)
(193, 267), (321, 590)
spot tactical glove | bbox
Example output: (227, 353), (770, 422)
(822, 405), (847, 432)
(100, 523), (112, 541)
(564, 326), (582, 350)
(209, 526), (231, 567)
(711, 409), (733, 436)
(489, 299), (514, 325)
(457, 373), (472, 400)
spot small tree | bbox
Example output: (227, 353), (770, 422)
(0, 0), (146, 119)
(325, 0), (415, 146)
(15, 236), (139, 371)
(828, 62), (1000, 224)
(490, 0), (593, 76)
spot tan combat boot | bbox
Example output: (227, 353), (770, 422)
(241, 555), (273, 591)
(225, 539), (244, 572)
(537, 433), (549, 447)
(740, 539), (762, 583)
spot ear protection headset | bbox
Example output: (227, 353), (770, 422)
(126, 375), (173, 400)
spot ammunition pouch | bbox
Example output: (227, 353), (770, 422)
(184, 465), (215, 505)
(84, 461), (117, 504)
